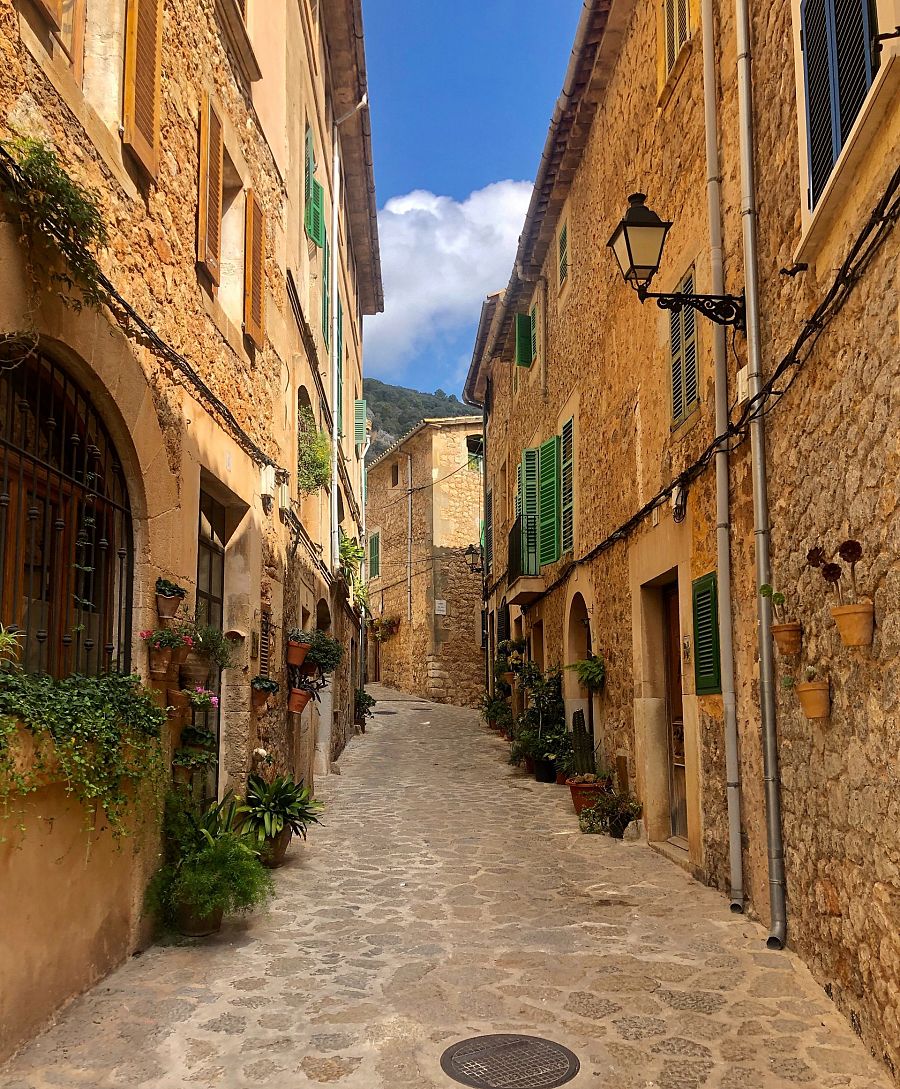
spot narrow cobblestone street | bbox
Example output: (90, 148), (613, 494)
(2, 687), (892, 1089)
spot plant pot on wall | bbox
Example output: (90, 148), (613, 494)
(288, 688), (312, 714)
(286, 640), (311, 668)
(156, 593), (181, 619)
(771, 622), (802, 656)
(149, 647), (173, 676)
(831, 602), (874, 647)
(180, 653), (211, 689)
(251, 688), (270, 712)
(796, 680), (830, 720)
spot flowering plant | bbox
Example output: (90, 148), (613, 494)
(183, 686), (219, 710)
(140, 628), (191, 650)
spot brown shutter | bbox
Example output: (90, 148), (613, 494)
(197, 94), (223, 284)
(123, 0), (163, 178)
(33, 0), (62, 29)
(243, 190), (266, 348)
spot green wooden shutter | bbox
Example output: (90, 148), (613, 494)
(692, 572), (722, 694)
(530, 305), (538, 363)
(306, 178), (325, 247)
(354, 399), (367, 449)
(304, 126), (315, 205)
(368, 532), (380, 578)
(515, 463), (522, 519)
(670, 271), (698, 424)
(558, 223), (569, 285)
(538, 436), (560, 566)
(321, 230), (330, 345)
(484, 490), (493, 574)
(561, 417), (575, 554)
(515, 313), (534, 366)
(337, 299), (344, 435)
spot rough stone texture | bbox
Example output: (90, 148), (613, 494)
(474, 0), (898, 1077)
(367, 420), (485, 707)
(0, 687), (891, 1089)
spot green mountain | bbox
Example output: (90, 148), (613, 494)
(363, 378), (477, 462)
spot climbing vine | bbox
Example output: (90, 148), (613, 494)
(297, 405), (332, 494)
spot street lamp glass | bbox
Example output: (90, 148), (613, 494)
(607, 193), (672, 290)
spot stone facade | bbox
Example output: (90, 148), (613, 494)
(466, 0), (898, 1079)
(0, 0), (380, 1061)
(366, 418), (486, 707)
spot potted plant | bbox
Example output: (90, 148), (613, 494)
(238, 774), (323, 867)
(544, 727), (574, 785)
(567, 771), (614, 814)
(579, 793), (643, 839)
(149, 794), (273, 936)
(791, 666), (831, 720)
(181, 623), (235, 688)
(355, 688), (376, 728)
(183, 686), (219, 713)
(287, 673), (323, 714)
(760, 584), (802, 655)
(251, 675), (279, 710)
(155, 577), (187, 619)
(141, 628), (185, 676)
(172, 745), (216, 787)
(285, 627), (314, 668)
(808, 541), (874, 646)
(302, 629), (344, 677)
(566, 654), (606, 692)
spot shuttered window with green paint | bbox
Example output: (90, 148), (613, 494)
(484, 490), (493, 574)
(515, 463), (522, 519)
(515, 313), (534, 367)
(354, 399), (367, 451)
(558, 223), (569, 286)
(530, 305), (538, 364)
(561, 417), (575, 554)
(670, 270), (699, 425)
(304, 127), (325, 247)
(368, 531), (380, 578)
(521, 447), (540, 574)
(336, 298), (344, 436)
(692, 572), (722, 694)
(538, 436), (560, 566)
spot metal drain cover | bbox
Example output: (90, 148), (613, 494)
(440, 1034), (580, 1089)
(373, 710), (397, 715)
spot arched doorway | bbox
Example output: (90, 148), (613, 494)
(316, 597), (331, 631)
(0, 350), (133, 676)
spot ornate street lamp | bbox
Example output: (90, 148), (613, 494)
(464, 544), (483, 575)
(607, 193), (745, 329)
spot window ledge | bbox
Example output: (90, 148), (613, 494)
(658, 33), (695, 111)
(794, 48), (900, 266)
(214, 0), (262, 84)
(200, 285), (252, 366)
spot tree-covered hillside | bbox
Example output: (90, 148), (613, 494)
(363, 378), (478, 462)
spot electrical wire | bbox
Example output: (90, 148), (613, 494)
(486, 163), (900, 605)
(365, 458), (483, 517)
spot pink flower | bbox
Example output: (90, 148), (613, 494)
(210, 696), (219, 707)
(139, 630), (152, 640)
(183, 636), (193, 647)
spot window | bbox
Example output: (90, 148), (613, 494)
(519, 448), (540, 575)
(514, 312), (534, 367)
(670, 270), (699, 426)
(561, 417), (575, 554)
(801, 0), (879, 208)
(538, 437), (560, 566)
(123, 0), (163, 178)
(259, 607), (271, 677)
(466, 435), (484, 473)
(391, 462), (399, 488)
(321, 230), (331, 346)
(692, 572), (722, 694)
(558, 222), (569, 288)
(243, 189), (266, 348)
(663, 0), (691, 75)
(530, 304), (539, 365)
(368, 532), (380, 578)
(57, 0), (86, 83)
(354, 399), (368, 453)
(484, 490), (493, 574)
(196, 491), (226, 797)
(197, 95), (224, 285)
(305, 126), (325, 247)
(217, 148), (244, 327)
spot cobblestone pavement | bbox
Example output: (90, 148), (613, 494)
(3, 686), (893, 1089)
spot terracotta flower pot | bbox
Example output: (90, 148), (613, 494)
(831, 602), (874, 647)
(156, 593), (182, 619)
(167, 688), (190, 713)
(149, 646), (173, 676)
(771, 622), (802, 656)
(501, 671), (515, 686)
(567, 779), (613, 815)
(286, 641), (311, 668)
(172, 642), (191, 667)
(180, 653), (211, 689)
(260, 827), (293, 868)
(175, 903), (223, 937)
(251, 688), (270, 711)
(172, 764), (193, 787)
(556, 769), (568, 785)
(796, 680), (830, 720)
(288, 688), (312, 714)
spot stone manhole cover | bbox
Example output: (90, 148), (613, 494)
(440, 1034), (580, 1089)
(373, 710), (397, 715)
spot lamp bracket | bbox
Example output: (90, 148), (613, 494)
(638, 289), (746, 330)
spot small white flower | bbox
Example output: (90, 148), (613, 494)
(252, 747), (268, 759)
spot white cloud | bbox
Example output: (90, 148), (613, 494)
(364, 180), (532, 379)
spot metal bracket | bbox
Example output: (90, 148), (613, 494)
(639, 289), (746, 330)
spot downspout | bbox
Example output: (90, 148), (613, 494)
(702, 0), (744, 913)
(734, 0), (787, 948)
(406, 452), (413, 622)
(361, 431), (371, 685)
(330, 124), (342, 574)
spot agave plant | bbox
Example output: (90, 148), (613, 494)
(239, 774), (323, 846)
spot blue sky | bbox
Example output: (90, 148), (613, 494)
(362, 2), (580, 397)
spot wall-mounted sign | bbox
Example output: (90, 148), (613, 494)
(435, 600), (447, 615)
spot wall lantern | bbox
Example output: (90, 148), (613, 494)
(607, 193), (745, 329)
(464, 544), (483, 575)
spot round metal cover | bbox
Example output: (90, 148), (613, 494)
(440, 1034), (580, 1089)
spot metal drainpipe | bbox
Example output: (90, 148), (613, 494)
(702, 0), (744, 913)
(330, 124), (341, 575)
(734, 0), (787, 948)
(361, 433), (371, 685)
(406, 453), (413, 622)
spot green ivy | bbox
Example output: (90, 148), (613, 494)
(0, 669), (165, 837)
(297, 406), (332, 494)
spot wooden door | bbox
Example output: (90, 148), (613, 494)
(663, 583), (688, 843)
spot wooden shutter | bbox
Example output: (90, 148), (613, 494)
(33, 0), (62, 29)
(538, 436), (560, 566)
(802, 0), (834, 206)
(336, 299), (344, 435)
(354, 399), (367, 449)
(243, 190), (266, 348)
(304, 126), (315, 204)
(682, 273), (698, 410)
(561, 417), (575, 554)
(306, 178), (325, 247)
(197, 95), (223, 284)
(484, 490), (493, 574)
(123, 0), (163, 178)
(522, 447), (540, 573)
(692, 572), (722, 694)
(530, 305), (538, 363)
(833, 0), (875, 143)
(259, 609), (271, 677)
(497, 601), (510, 643)
(515, 313), (533, 366)
(321, 230), (330, 344)
(369, 532), (380, 578)
(558, 223), (569, 285)
(515, 463), (522, 519)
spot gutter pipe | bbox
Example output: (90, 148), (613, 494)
(734, 0), (787, 947)
(701, 0), (744, 913)
(330, 122), (341, 577)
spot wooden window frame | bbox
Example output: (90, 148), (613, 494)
(560, 418), (575, 554)
(123, 0), (164, 180)
(692, 572), (722, 694)
(197, 94), (224, 285)
(670, 269), (700, 427)
(537, 437), (560, 567)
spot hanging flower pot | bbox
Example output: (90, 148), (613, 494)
(148, 646), (173, 676)
(180, 652), (211, 690)
(155, 578), (187, 619)
(251, 688), (269, 711)
(796, 680), (830, 720)
(771, 622), (802, 656)
(172, 639), (193, 667)
(172, 763), (193, 788)
(287, 640), (311, 668)
(831, 602), (874, 647)
(288, 688), (312, 714)
(167, 688), (190, 713)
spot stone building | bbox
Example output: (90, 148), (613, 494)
(465, 0), (898, 1078)
(366, 417), (486, 707)
(0, 0), (380, 1060)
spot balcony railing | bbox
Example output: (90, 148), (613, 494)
(508, 514), (539, 583)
